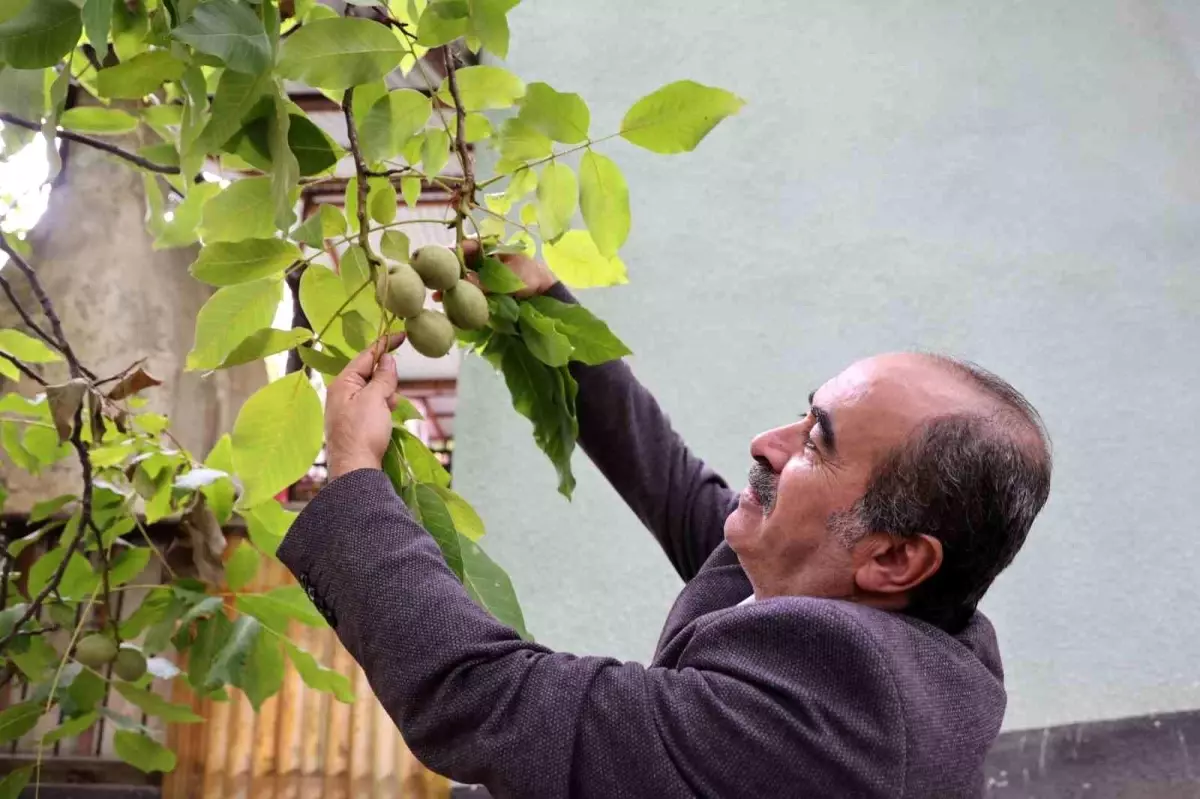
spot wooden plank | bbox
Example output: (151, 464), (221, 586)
(298, 626), (332, 799)
(273, 615), (306, 799)
(199, 692), (231, 799)
(370, 697), (395, 799)
(348, 664), (373, 799)
(321, 643), (353, 799)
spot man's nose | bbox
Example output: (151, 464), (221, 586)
(749, 421), (810, 474)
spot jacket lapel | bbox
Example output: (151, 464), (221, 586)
(652, 543), (752, 663)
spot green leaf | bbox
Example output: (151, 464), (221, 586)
(109, 547), (151, 587)
(401, 175), (420, 207)
(9, 634), (57, 679)
(114, 730), (177, 773)
(237, 623), (284, 710)
(156, 181), (221, 250)
(527, 296), (631, 365)
(172, 0), (271, 75)
(0, 766), (31, 799)
(432, 486), (485, 541)
(0, 703), (42, 742)
(179, 595), (224, 626)
(368, 178), (398, 225)
(339, 244), (371, 297)
(543, 230), (628, 289)
(200, 67), (271, 150)
(201, 434), (237, 524)
(225, 539), (260, 591)
(231, 372), (323, 508)
(190, 238), (301, 286)
(218, 327), (312, 370)
(413, 484), (463, 579)
(461, 536), (527, 637)
(59, 106), (138, 134)
(620, 80), (745, 155)
(535, 162), (576, 242)
(298, 263), (380, 354)
(179, 611), (231, 689)
(40, 710), (100, 746)
(380, 230), (410, 263)
(518, 82), (588, 144)
(235, 585), (325, 633)
(359, 88), (430, 164)
(578, 151), (630, 258)
(241, 499), (295, 556)
(293, 204), (346, 248)
(282, 641), (354, 703)
(397, 427), (450, 488)
(415, 2), (467, 47)
(518, 303), (572, 367)
(277, 17), (404, 91)
(81, 0), (112, 58)
(0, 0), (81, 69)
(295, 344), (348, 378)
(199, 177), (277, 243)
(29, 493), (73, 522)
(496, 336), (577, 496)
(421, 128), (449, 176)
(0, 64), (45, 151)
(497, 117), (551, 162)
(202, 613), (258, 690)
(95, 51), (186, 99)
(475, 256), (525, 294)
(29, 547), (96, 600)
(61, 665), (106, 715)
(0, 0), (29, 26)
(114, 684), (203, 723)
(437, 65), (523, 112)
(187, 278), (283, 370)
(467, 0), (509, 58)
(0, 328), (61, 362)
(269, 85), (300, 231)
(179, 64), (211, 179)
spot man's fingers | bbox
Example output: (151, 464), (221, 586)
(341, 334), (405, 384)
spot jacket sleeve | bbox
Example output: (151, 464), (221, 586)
(545, 283), (737, 581)
(278, 470), (907, 799)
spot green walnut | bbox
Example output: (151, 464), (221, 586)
(75, 634), (118, 669)
(411, 246), (461, 291)
(442, 281), (489, 330)
(377, 263), (426, 319)
(113, 647), (148, 682)
(406, 310), (456, 358)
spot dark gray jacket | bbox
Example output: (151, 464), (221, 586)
(279, 293), (1007, 798)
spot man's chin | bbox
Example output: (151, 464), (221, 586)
(723, 504), (762, 552)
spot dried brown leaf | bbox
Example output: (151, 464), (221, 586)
(180, 495), (226, 585)
(45, 378), (89, 443)
(106, 367), (163, 401)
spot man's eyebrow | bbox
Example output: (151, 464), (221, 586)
(807, 392), (836, 454)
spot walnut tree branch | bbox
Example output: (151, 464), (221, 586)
(0, 271), (64, 360)
(0, 352), (48, 387)
(441, 46), (474, 270)
(0, 112), (181, 175)
(341, 88), (378, 271)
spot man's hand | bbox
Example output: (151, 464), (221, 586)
(461, 239), (557, 298)
(325, 334), (405, 480)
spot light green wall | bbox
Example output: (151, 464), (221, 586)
(452, 0), (1200, 731)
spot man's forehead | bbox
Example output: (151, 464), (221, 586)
(812, 355), (981, 435)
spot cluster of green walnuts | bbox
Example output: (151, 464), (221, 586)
(376, 246), (489, 357)
(73, 633), (147, 683)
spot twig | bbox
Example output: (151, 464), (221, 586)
(340, 88), (377, 270)
(0, 272), (64, 361)
(0, 112), (181, 175)
(0, 553), (13, 612)
(314, 278), (373, 343)
(0, 352), (48, 386)
(87, 518), (116, 637)
(441, 46), (474, 272)
(0, 422), (96, 653)
(0, 231), (94, 381)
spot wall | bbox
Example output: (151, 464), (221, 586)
(452, 0), (1200, 731)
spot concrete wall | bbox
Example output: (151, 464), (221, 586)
(452, 0), (1200, 731)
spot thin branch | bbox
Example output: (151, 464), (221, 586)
(443, 47), (474, 195)
(340, 88), (377, 270)
(475, 134), (622, 190)
(0, 231), (94, 381)
(87, 518), (116, 638)
(0, 271), (63, 361)
(0, 112), (181, 175)
(0, 352), (48, 386)
(0, 421), (97, 653)
(0, 554), (13, 612)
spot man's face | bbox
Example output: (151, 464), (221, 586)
(724, 353), (982, 599)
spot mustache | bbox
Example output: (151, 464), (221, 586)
(748, 460), (778, 514)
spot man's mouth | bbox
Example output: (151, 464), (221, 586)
(747, 461), (778, 515)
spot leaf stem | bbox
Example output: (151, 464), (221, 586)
(476, 134), (622, 190)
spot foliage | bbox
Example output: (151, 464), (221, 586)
(0, 0), (739, 779)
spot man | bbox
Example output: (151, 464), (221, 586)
(279, 250), (1052, 798)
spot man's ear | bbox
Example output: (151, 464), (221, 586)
(852, 533), (943, 596)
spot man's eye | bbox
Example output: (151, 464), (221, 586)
(804, 438), (817, 452)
